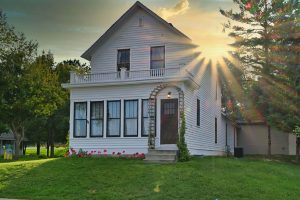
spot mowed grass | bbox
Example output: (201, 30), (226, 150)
(0, 157), (299, 200)
(25, 146), (65, 157)
(0, 147), (65, 163)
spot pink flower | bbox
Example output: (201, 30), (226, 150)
(245, 2), (252, 10)
(112, 152), (115, 155)
(104, 150), (107, 153)
(122, 150), (125, 153)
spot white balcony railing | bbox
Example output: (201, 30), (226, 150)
(70, 67), (186, 84)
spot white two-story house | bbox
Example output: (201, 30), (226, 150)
(63, 1), (235, 157)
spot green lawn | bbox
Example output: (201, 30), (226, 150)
(0, 147), (65, 162)
(25, 146), (65, 157)
(0, 157), (299, 200)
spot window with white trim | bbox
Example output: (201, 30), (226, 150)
(124, 100), (138, 137)
(107, 101), (121, 137)
(90, 101), (104, 137)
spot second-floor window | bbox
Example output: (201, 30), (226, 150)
(117, 49), (130, 71)
(151, 46), (165, 69)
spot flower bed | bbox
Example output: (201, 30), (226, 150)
(64, 148), (145, 159)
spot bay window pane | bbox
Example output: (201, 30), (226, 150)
(74, 120), (86, 137)
(75, 103), (86, 119)
(91, 120), (103, 137)
(125, 119), (138, 136)
(143, 100), (149, 117)
(142, 118), (149, 136)
(108, 119), (120, 136)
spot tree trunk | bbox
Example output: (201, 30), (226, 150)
(37, 141), (41, 156)
(23, 143), (27, 155)
(14, 139), (21, 159)
(11, 124), (24, 160)
(50, 130), (55, 158)
(46, 129), (50, 157)
(50, 143), (55, 158)
(296, 137), (300, 163)
(46, 142), (49, 157)
(267, 125), (271, 158)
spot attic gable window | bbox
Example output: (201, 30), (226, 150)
(151, 46), (165, 69)
(139, 17), (144, 27)
(117, 49), (130, 71)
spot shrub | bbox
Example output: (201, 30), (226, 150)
(177, 113), (190, 162)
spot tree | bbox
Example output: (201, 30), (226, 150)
(220, 0), (299, 157)
(0, 11), (38, 158)
(24, 51), (66, 157)
(46, 59), (90, 157)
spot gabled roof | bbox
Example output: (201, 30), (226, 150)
(81, 1), (191, 61)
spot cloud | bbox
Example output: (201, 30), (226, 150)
(159, 0), (190, 20)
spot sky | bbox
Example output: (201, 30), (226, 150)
(0, 0), (236, 64)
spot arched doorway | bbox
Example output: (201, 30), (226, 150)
(148, 84), (184, 149)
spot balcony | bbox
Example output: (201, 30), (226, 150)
(67, 67), (197, 86)
(61, 67), (199, 89)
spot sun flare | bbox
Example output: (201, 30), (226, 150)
(196, 44), (233, 64)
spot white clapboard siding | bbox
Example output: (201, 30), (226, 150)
(90, 8), (194, 74)
(183, 64), (233, 155)
(69, 5), (233, 155)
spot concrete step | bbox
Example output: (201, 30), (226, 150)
(145, 153), (176, 160)
(148, 149), (178, 155)
(144, 148), (178, 164)
(144, 158), (176, 164)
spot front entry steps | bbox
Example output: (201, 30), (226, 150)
(144, 145), (178, 164)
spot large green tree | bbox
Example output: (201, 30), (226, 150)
(220, 0), (299, 158)
(24, 51), (66, 157)
(0, 11), (38, 157)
